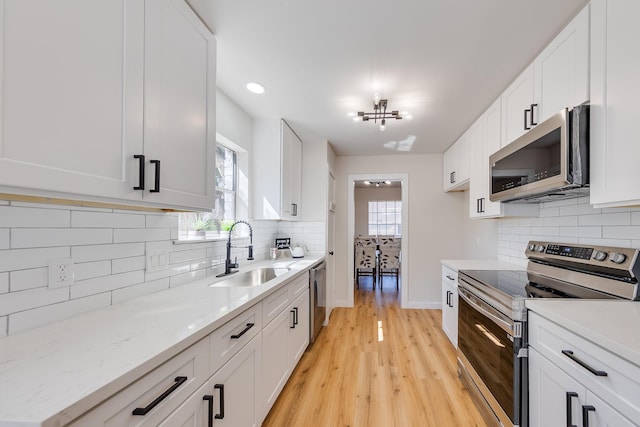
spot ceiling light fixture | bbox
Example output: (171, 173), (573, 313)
(246, 82), (265, 94)
(356, 94), (404, 131)
(364, 180), (392, 187)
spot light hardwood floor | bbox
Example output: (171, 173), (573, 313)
(262, 277), (489, 427)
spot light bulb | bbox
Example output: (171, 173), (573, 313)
(373, 92), (381, 106)
(380, 119), (386, 131)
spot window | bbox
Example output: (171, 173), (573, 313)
(178, 143), (237, 240)
(368, 200), (402, 236)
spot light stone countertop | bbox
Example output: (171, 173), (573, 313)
(441, 259), (525, 271)
(0, 255), (324, 427)
(526, 299), (640, 367)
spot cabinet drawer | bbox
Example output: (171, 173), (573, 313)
(442, 265), (458, 286)
(529, 311), (640, 422)
(210, 303), (262, 374)
(69, 338), (209, 426)
(288, 272), (309, 301)
(262, 285), (290, 326)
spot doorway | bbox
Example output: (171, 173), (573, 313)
(347, 173), (409, 308)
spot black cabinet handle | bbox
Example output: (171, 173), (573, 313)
(133, 155), (145, 190)
(132, 376), (187, 415)
(445, 275), (455, 281)
(562, 350), (608, 376)
(290, 309), (296, 329)
(329, 251), (334, 255)
(214, 384), (225, 419)
(530, 104), (538, 126)
(582, 405), (595, 427)
(446, 290), (451, 307)
(230, 323), (254, 339)
(524, 108), (531, 130)
(294, 306), (299, 325)
(150, 159), (160, 193)
(450, 171), (456, 184)
(480, 198), (485, 213)
(291, 203), (298, 216)
(203, 395), (214, 427)
(566, 391), (579, 427)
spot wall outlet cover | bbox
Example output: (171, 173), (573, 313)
(48, 258), (74, 288)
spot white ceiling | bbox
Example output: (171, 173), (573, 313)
(187, 0), (588, 156)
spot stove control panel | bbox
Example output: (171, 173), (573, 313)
(545, 244), (593, 260)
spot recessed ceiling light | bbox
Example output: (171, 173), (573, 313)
(246, 82), (265, 94)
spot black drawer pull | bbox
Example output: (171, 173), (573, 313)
(132, 376), (187, 415)
(150, 159), (160, 193)
(133, 154), (145, 190)
(562, 350), (608, 376)
(566, 391), (578, 427)
(582, 405), (596, 427)
(230, 323), (254, 339)
(203, 395), (213, 427)
(214, 384), (225, 419)
(530, 103), (538, 126)
(290, 309), (296, 329)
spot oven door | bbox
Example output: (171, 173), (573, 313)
(457, 287), (526, 427)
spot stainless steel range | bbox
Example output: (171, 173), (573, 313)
(457, 241), (640, 427)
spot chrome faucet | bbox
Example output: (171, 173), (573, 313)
(217, 220), (254, 277)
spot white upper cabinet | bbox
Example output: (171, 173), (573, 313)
(253, 119), (302, 220)
(0, 0), (216, 210)
(501, 65), (535, 147)
(501, 5), (590, 148)
(590, 0), (640, 207)
(533, 5), (590, 124)
(142, 0), (217, 210)
(442, 130), (470, 192)
(0, 0), (144, 202)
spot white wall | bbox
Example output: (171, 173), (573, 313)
(497, 196), (640, 266)
(335, 154), (468, 308)
(354, 186), (402, 236)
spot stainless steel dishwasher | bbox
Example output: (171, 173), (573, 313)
(309, 261), (326, 344)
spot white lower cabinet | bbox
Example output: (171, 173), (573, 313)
(441, 265), (458, 348)
(528, 311), (640, 427)
(68, 338), (210, 426)
(261, 273), (310, 422)
(160, 334), (262, 427)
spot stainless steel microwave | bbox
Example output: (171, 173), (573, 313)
(489, 105), (589, 203)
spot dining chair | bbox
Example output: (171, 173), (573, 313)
(354, 237), (377, 288)
(378, 245), (401, 290)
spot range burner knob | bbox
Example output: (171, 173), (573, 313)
(528, 244), (536, 251)
(593, 250), (608, 261)
(610, 252), (627, 264)
(535, 245), (545, 252)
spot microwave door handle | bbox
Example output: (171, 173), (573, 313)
(458, 288), (513, 334)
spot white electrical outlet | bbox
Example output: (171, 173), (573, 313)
(146, 250), (169, 273)
(49, 258), (75, 288)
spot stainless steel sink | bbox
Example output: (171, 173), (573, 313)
(210, 267), (290, 287)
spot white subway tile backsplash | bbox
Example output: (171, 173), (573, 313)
(112, 278), (170, 305)
(577, 237), (632, 247)
(0, 206), (70, 228)
(0, 229), (8, 249)
(9, 268), (48, 292)
(8, 293), (111, 335)
(631, 212), (640, 225)
(11, 228), (71, 249)
(70, 228), (113, 245)
(0, 199), (310, 335)
(170, 270), (207, 288)
(71, 243), (145, 263)
(71, 211), (145, 228)
(113, 228), (170, 243)
(70, 270), (145, 299)
(531, 226), (560, 236)
(146, 214), (178, 228)
(0, 287), (69, 317)
(75, 261), (112, 281)
(560, 227), (601, 238)
(0, 273), (8, 294)
(578, 212), (631, 226)
(602, 226), (640, 240)
(112, 256), (146, 274)
(538, 207), (560, 217)
(559, 203), (602, 216)
(0, 247), (70, 273)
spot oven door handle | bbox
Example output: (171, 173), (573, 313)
(458, 287), (514, 334)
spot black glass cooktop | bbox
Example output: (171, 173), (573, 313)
(460, 269), (530, 298)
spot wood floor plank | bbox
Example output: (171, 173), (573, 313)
(262, 277), (489, 427)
